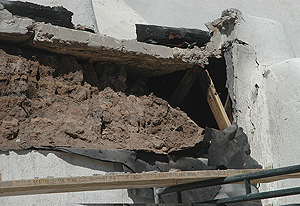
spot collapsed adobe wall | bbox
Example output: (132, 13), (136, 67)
(0, 2), (219, 153)
(0, 4), (268, 205)
(0, 45), (204, 153)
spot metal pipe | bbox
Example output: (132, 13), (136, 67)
(244, 179), (251, 195)
(157, 164), (300, 195)
(153, 187), (160, 204)
(156, 177), (225, 195)
(193, 186), (300, 204)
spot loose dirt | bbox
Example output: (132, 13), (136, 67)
(0, 45), (204, 153)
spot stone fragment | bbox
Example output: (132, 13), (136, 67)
(0, 116), (19, 139)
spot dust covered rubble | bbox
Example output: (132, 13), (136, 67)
(0, 46), (204, 153)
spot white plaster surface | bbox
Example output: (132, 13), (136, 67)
(216, 10), (300, 205)
(230, 13), (295, 65)
(262, 59), (300, 205)
(8, 0), (99, 32)
(0, 150), (133, 205)
(92, 0), (147, 40)
(123, 0), (300, 57)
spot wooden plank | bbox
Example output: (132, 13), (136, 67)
(170, 65), (203, 106)
(1, 169), (300, 197)
(199, 69), (231, 130)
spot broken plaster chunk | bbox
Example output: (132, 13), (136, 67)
(0, 8), (12, 20)
(0, 16), (35, 44)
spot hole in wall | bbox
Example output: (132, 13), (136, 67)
(146, 56), (228, 129)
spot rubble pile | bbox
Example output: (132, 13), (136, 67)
(0, 3), (264, 204)
(0, 45), (204, 152)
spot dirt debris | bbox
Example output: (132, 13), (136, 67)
(0, 46), (204, 153)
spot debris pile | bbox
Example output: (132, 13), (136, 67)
(0, 46), (203, 152)
(0, 3), (263, 204)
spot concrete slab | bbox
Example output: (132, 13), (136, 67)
(0, 5), (35, 44)
(24, 22), (207, 77)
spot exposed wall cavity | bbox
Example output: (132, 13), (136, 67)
(1, 2), (300, 204)
(147, 56), (228, 130)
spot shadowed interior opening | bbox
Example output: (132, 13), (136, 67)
(146, 56), (228, 129)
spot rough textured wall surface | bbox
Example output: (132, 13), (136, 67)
(206, 9), (300, 205)
(0, 150), (132, 205)
(0, 45), (204, 153)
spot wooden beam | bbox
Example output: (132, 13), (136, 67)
(199, 69), (231, 130)
(136, 24), (210, 48)
(1, 169), (300, 197)
(170, 65), (203, 106)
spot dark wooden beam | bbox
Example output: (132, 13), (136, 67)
(136, 24), (211, 48)
(0, 0), (74, 29)
(170, 65), (203, 106)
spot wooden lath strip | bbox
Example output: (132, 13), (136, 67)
(199, 69), (231, 130)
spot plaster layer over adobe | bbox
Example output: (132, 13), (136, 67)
(207, 9), (300, 205)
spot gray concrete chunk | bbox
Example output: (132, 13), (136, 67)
(30, 22), (208, 77)
(0, 13), (210, 77)
(0, 16), (35, 43)
(0, 8), (12, 20)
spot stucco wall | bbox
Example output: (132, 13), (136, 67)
(92, 0), (147, 40)
(123, 0), (300, 57)
(0, 150), (133, 205)
(210, 10), (300, 205)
